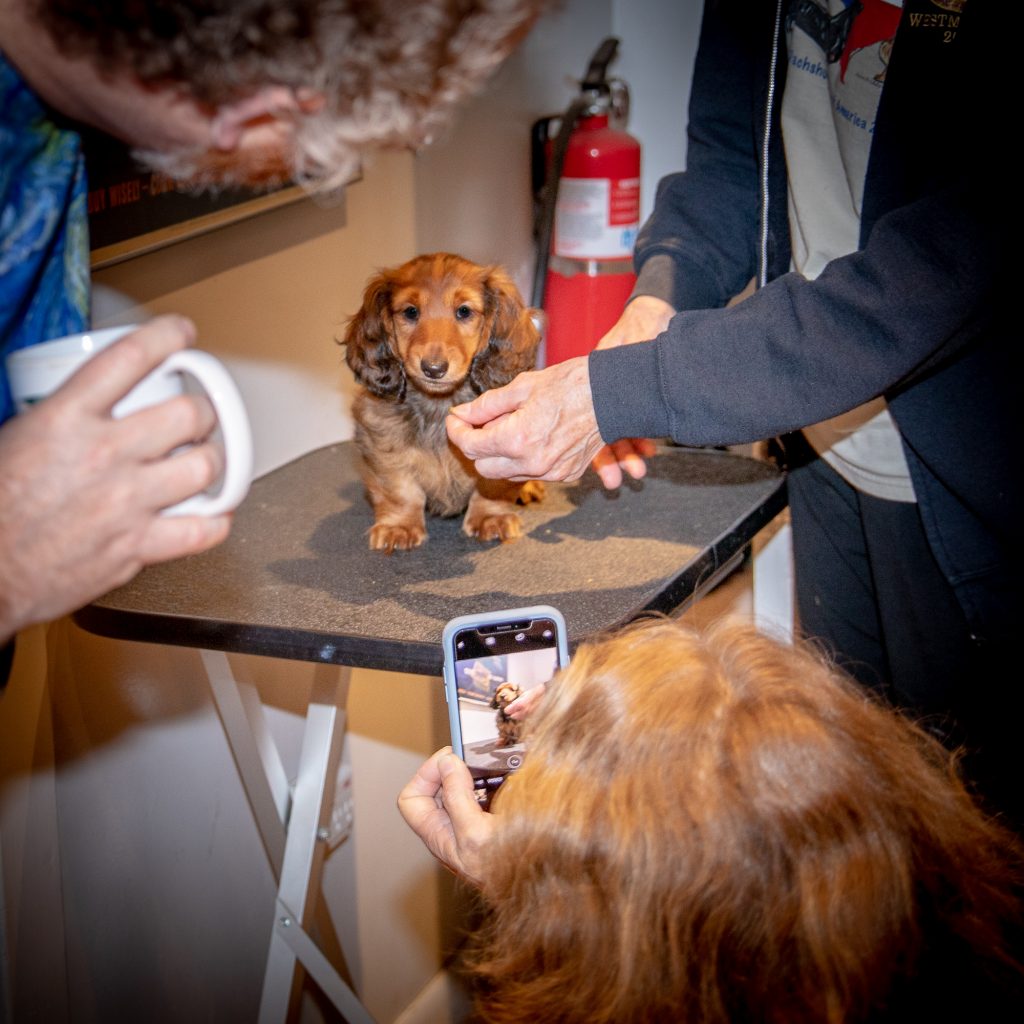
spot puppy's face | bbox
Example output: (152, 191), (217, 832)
(389, 265), (489, 395)
(491, 682), (521, 711)
(343, 252), (539, 402)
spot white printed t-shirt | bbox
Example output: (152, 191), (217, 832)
(782, 0), (915, 503)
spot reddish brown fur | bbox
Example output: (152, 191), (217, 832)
(467, 619), (1024, 1023)
(342, 253), (544, 552)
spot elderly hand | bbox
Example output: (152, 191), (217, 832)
(588, 295), (675, 488)
(447, 356), (606, 483)
(398, 747), (496, 887)
(0, 316), (232, 643)
(447, 295), (675, 489)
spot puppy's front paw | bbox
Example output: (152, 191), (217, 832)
(369, 522), (427, 553)
(516, 481), (545, 505)
(464, 511), (523, 543)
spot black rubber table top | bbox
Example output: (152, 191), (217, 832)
(75, 442), (786, 676)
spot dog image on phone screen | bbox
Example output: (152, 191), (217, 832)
(341, 252), (544, 552)
(491, 681), (523, 748)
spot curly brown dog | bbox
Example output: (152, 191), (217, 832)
(491, 681), (523, 748)
(342, 252), (544, 552)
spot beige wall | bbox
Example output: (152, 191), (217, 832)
(1, 3), (702, 1021)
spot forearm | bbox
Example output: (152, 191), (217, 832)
(630, 0), (767, 313)
(596, 294), (675, 350)
(592, 183), (1005, 448)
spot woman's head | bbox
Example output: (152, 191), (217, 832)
(470, 617), (1023, 1023)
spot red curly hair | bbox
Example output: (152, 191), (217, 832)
(468, 618), (1024, 1023)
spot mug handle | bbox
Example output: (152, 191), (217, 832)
(153, 350), (255, 517)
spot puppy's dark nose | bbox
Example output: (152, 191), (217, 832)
(420, 357), (449, 380)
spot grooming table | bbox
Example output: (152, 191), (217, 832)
(75, 440), (787, 1023)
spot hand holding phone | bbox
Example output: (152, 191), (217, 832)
(397, 746), (496, 886)
(442, 605), (569, 809)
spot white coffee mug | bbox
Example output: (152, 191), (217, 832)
(5, 324), (254, 517)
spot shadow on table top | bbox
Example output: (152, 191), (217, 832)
(78, 442), (785, 675)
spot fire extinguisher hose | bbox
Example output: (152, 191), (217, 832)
(530, 95), (591, 310)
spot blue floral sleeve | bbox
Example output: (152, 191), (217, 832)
(1, 51), (90, 424)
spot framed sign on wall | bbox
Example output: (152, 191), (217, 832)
(84, 129), (306, 270)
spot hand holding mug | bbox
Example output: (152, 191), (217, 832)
(6, 319), (253, 516)
(0, 316), (252, 642)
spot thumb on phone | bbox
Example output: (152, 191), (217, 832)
(438, 752), (495, 885)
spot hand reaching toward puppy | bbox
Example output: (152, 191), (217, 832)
(504, 682), (546, 721)
(0, 316), (232, 643)
(398, 747), (496, 886)
(446, 296), (674, 489)
(446, 356), (607, 484)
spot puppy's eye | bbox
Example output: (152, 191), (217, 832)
(401, 306), (419, 322)
(455, 305), (473, 321)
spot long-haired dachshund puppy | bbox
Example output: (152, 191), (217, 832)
(342, 252), (544, 552)
(491, 682), (524, 748)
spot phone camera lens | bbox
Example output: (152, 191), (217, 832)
(515, 632), (526, 642)
(542, 629), (553, 639)
(485, 636), (496, 647)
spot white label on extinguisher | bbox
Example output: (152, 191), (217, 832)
(554, 177), (640, 259)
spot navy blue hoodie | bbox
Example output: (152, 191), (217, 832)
(588, 0), (1018, 644)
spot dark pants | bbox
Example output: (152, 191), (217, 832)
(785, 436), (1019, 829)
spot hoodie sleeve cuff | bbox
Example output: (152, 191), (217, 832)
(629, 254), (680, 308)
(631, 252), (729, 312)
(588, 342), (673, 443)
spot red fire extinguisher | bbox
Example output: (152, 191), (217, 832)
(531, 38), (640, 366)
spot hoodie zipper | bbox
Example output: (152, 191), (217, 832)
(759, 0), (784, 288)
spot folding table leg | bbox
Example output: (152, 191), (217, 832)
(200, 652), (374, 1023)
(256, 664), (374, 1024)
(753, 514), (794, 642)
(266, 898), (375, 1024)
(203, 650), (289, 875)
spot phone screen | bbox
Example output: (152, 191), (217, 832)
(450, 615), (562, 808)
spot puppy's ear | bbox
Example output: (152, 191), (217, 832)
(341, 273), (406, 400)
(470, 267), (541, 392)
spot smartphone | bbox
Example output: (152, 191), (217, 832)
(442, 605), (569, 809)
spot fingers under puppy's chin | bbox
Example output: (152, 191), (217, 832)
(446, 405), (473, 423)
